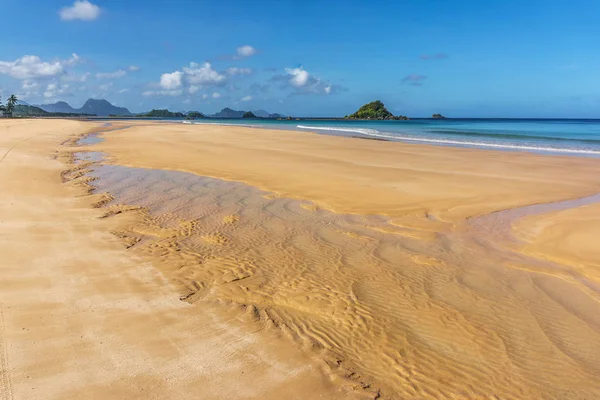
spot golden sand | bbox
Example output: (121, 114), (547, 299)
(0, 120), (364, 400)
(97, 122), (600, 228)
(515, 202), (600, 279)
(2, 119), (600, 399)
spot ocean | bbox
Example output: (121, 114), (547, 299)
(182, 118), (600, 156)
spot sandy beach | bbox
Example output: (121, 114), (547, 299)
(0, 120), (365, 400)
(2, 119), (600, 399)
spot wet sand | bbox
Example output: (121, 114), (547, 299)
(514, 202), (600, 278)
(97, 122), (600, 231)
(0, 120), (364, 400)
(2, 119), (600, 399)
(86, 121), (600, 399)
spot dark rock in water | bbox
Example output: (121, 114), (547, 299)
(432, 113), (446, 119)
(242, 111), (257, 118)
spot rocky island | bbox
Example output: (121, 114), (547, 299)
(345, 100), (409, 120)
(432, 113), (446, 119)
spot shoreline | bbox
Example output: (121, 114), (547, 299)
(180, 118), (600, 157)
(79, 121), (600, 398)
(3, 119), (600, 398)
(33, 116), (597, 156)
(93, 121), (600, 223)
(0, 120), (363, 399)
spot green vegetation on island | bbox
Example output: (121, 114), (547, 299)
(15, 104), (47, 116)
(1, 95), (96, 117)
(432, 113), (446, 119)
(345, 100), (409, 120)
(186, 111), (205, 119)
(135, 109), (206, 119)
(0, 94), (18, 118)
(242, 111), (257, 118)
(139, 109), (185, 118)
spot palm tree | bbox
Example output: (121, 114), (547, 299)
(5, 94), (17, 118)
(0, 95), (5, 116)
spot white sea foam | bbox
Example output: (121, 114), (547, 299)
(297, 125), (600, 155)
(182, 121), (258, 128)
(296, 125), (380, 136)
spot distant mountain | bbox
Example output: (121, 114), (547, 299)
(16, 100), (30, 106)
(14, 105), (48, 116)
(37, 101), (77, 114)
(186, 111), (205, 119)
(36, 99), (131, 116)
(14, 104), (95, 117)
(139, 109), (185, 118)
(212, 107), (245, 118)
(79, 99), (131, 116)
(252, 110), (270, 118)
(252, 110), (283, 118)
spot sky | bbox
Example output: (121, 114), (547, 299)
(1, 0), (599, 117)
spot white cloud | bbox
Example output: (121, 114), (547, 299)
(128, 65), (140, 72)
(285, 67), (310, 87)
(118, 88), (129, 94)
(183, 62), (226, 85)
(64, 53), (81, 66)
(62, 72), (90, 82)
(212, 92), (221, 99)
(96, 69), (127, 79)
(44, 82), (71, 98)
(276, 66), (340, 95)
(98, 82), (113, 92)
(202, 94), (209, 100)
(236, 45), (256, 58)
(22, 81), (39, 90)
(241, 95), (252, 102)
(160, 71), (183, 89)
(0, 53), (81, 80)
(150, 62), (229, 97)
(227, 67), (252, 76)
(18, 81), (41, 99)
(143, 89), (183, 97)
(59, 1), (101, 21)
(43, 84), (58, 98)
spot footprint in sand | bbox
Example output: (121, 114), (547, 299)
(223, 214), (240, 224)
(300, 203), (319, 212)
(201, 233), (229, 245)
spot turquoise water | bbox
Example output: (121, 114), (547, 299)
(182, 118), (600, 156)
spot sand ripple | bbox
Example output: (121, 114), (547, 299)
(65, 159), (600, 399)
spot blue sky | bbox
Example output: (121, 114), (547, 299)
(1, 0), (599, 117)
